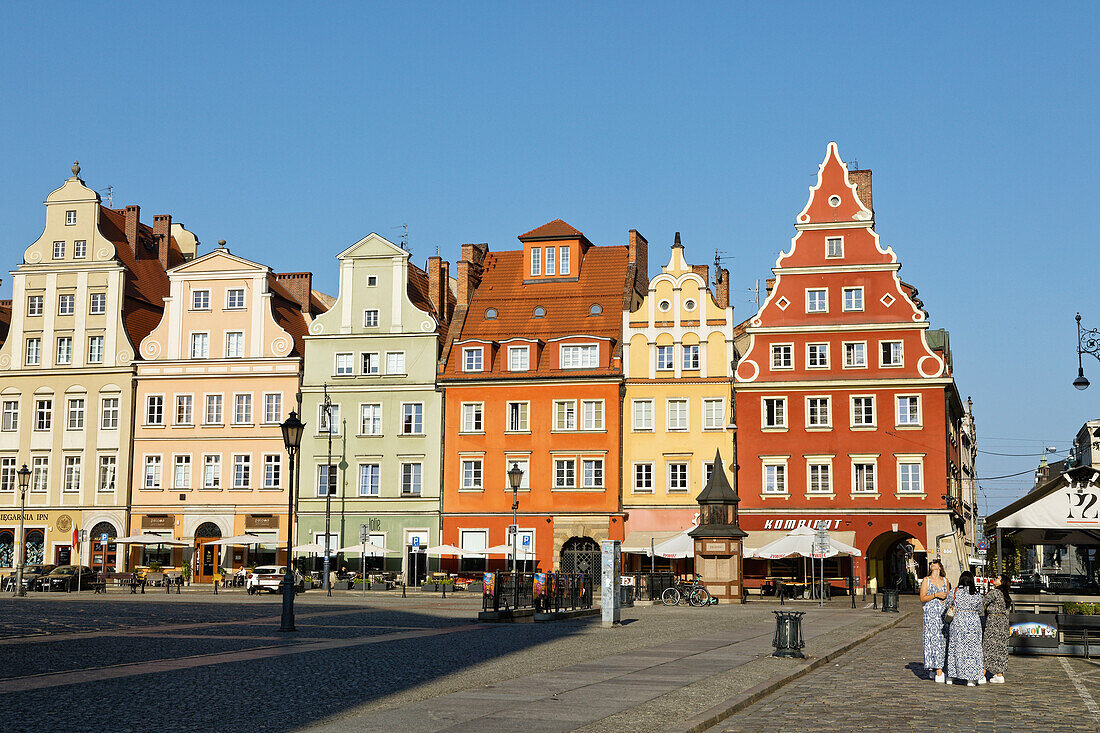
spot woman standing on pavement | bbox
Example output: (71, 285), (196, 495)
(946, 570), (985, 686)
(982, 573), (1012, 684)
(920, 560), (951, 682)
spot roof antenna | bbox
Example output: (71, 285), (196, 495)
(392, 224), (409, 251)
(100, 185), (114, 207)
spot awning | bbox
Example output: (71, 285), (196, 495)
(744, 530), (857, 555)
(621, 530), (682, 554)
(986, 465), (1100, 543)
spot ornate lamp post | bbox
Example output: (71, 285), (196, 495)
(279, 411), (305, 632)
(14, 464), (31, 597)
(508, 462), (524, 610)
(321, 384), (335, 596)
(1073, 313), (1099, 390)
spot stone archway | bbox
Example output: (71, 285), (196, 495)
(866, 530), (921, 593)
(89, 521), (118, 573)
(559, 536), (601, 581)
(194, 522), (223, 582)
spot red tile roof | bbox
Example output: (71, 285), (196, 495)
(0, 299), (11, 348)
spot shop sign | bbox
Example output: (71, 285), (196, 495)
(141, 515), (174, 529)
(0, 512), (49, 522)
(760, 518), (845, 530)
(246, 515), (278, 529)
(1068, 482), (1100, 524)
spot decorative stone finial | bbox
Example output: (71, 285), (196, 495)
(71, 161), (81, 177)
(217, 239), (226, 248)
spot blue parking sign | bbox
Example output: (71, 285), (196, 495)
(521, 535), (531, 547)
(412, 536), (420, 548)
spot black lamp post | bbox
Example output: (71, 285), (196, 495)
(1074, 313), (1098, 390)
(279, 411), (304, 632)
(14, 464), (30, 597)
(508, 462), (524, 610)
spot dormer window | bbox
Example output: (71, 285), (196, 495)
(508, 346), (529, 371)
(65, 210), (77, 225)
(533, 306), (546, 318)
(826, 237), (844, 258)
(561, 344), (598, 369)
(589, 304), (602, 316)
(485, 308), (498, 319)
(463, 347), (483, 372)
(559, 247), (570, 275)
(530, 247), (542, 276)
(545, 247), (556, 276)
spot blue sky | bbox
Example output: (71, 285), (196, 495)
(1, 3), (1097, 513)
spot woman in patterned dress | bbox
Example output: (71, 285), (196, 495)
(983, 573), (1011, 683)
(946, 570), (985, 686)
(919, 560), (951, 682)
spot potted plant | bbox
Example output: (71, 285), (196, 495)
(181, 561), (192, 586)
(1058, 602), (1100, 632)
(420, 580), (439, 592)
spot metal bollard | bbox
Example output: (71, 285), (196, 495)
(401, 580), (406, 598)
(872, 592), (877, 610)
(778, 581), (785, 606)
(881, 588), (899, 613)
(772, 610), (806, 658)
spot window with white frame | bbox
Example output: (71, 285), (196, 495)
(65, 210), (76, 225)
(144, 455), (162, 489)
(507, 402), (529, 432)
(358, 463), (380, 496)
(192, 290), (210, 310)
(174, 455), (191, 489)
(807, 397), (830, 427)
(56, 337), (72, 365)
(232, 454), (251, 489)
(806, 289), (828, 313)
(880, 340), (904, 366)
(808, 462), (832, 493)
(190, 333), (209, 359)
(656, 345), (675, 370)
(898, 460), (923, 493)
(401, 463), (422, 495)
(771, 343), (793, 369)
(263, 454), (281, 489)
(704, 458), (720, 487)
(554, 401), (576, 430)
(505, 458), (530, 489)
(146, 395), (164, 425)
(226, 288), (245, 309)
(683, 344), (700, 370)
(27, 295), (43, 317)
(844, 342), (866, 368)
(2, 401), (17, 431)
(853, 462), (876, 493)
(88, 335), (104, 363)
(366, 275), (377, 287)
(31, 456), (48, 492)
(763, 461), (787, 494)
(582, 459), (604, 488)
(530, 247), (542, 276)
(666, 399), (688, 431)
(762, 397), (786, 428)
(364, 309), (380, 327)
(807, 343), (829, 368)
(335, 352), (353, 376)
(508, 346), (529, 371)
(53, 241), (65, 259)
(461, 459), (483, 490)
(851, 396), (876, 426)
(101, 397), (119, 429)
(63, 456), (80, 492)
(896, 395), (921, 426)
(461, 403), (483, 432)
(667, 462), (689, 493)
(361, 352), (380, 375)
(843, 287), (864, 312)
(58, 294), (75, 316)
(826, 237), (844, 258)
(0, 458), (13, 492)
(203, 455), (221, 489)
(463, 347), (483, 372)
(225, 331), (244, 358)
(67, 398), (84, 430)
(402, 403), (423, 434)
(35, 399), (52, 430)
(386, 351), (405, 374)
(359, 403), (381, 435)
(632, 399), (654, 431)
(26, 338), (41, 366)
(263, 393), (281, 424)
(318, 403), (340, 434)
(205, 394), (223, 425)
(559, 246), (570, 275)
(234, 394), (252, 425)
(581, 400), (603, 430)
(560, 344), (598, 369)
(316, 464), (337, 496)
(74, 240), (86, 259)
(545, 246), (556, 275)
(554, 459), (576, 488)
(633, 463), (654, 493)
(98, 456), (116, 492)
(703, 398), (724, 430)
(89, 293), (106, 315)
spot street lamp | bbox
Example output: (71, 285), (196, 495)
(321, 384), (335, 596)
(14, 464), (31, 597)
(279, 411), (305, 632)
(1074, 313), (1098, 390)
(508, 462), (524, 610)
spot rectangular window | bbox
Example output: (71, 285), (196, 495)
(26, 338), (41, 366)
(58, 294), (75, 316)
(146, 395), (164, 425)
(74, 240), (86, 259)
(656, 345), (675, 370)
(505, 458), (530, 489)
(1, 401), (18, 432)
(56, 337), (73, 365)
(63, 456), (81, 493)
(234, 394), (252, 425)
(853, 463), (876, 493)
(559, 246), (570, 275)
(318, 403), (340, 434)
(899, 462), (923, 493)
(545, 246), (556, 276)
(852, 396), (876, 426)
(581, 400), (603, 430)
(463, 348), (483, 372)
(462, 459), (483, 490)
(843, 287), (864, 312)
(174, 395), (193, 425)
(683, 344), (700, 370)
(364, 309), (379, 327)
(666, 399), (688, 431)
(560, 344), (598, 369)
(31, 456), (48, 492)
(402, 403), (423, 434)
(530, 247), (541, 276)
(190, 333), (209, 359)
(225, 332), (244, 358)
(632, 400), (654, 431)
(896, 396), (921, 426)
(192, 290), (210, 310)
(358, 463), (380, 496)
(203, 455), (221, 489)
(101, 398), (119, 429)
(205, 394), (224, 425)
(98, 456), (117, 492)
(263, 454), (281, 489)
(335, 352), (353, 376)
(582, 459), (604, 489)
(703, 398), (724, 430)
(144, 455), (162, 489)
(771, 343), (793, 369)
(401, 463), (422, 495)
(764, 463), (786, 494)
(66, 398), (84, 430)
(806, 289), (828, 313)
(508, 346), (530, 371)
(65, 210), (76, 225)
(880, 340), (904, 366)
(0, 458), (13, 492)
(53, 241), (65, 259)
(27, 296), (43, 316)
(232, 455), (251, 489)
(553, 401), (576, 431)
(461, 403), (484, 432)
(316, 465), (338, 497)
(807, 343), (828, 368)
(226, 288), (245, 309)
(807, 397), (830, 427)
(35, 399), (52, 430)
(667, 462), (689, 493)
(826, 237), (843, 258)
(762, 397), (786, 428)
(633, 463), (654, 493)
(385, 351), (405, 374)
(844, 342), (866, 368)
(359, 403), (381, 435)
(808, 463), (832, 493)
(366, 276), (378, 287)
(361, 352), (379, 375)
(554, 459), (576, 488)
(174, 455), (191, 490)
(89, 293), (106, 315)
(507, 402), (529, 432)
(263, 393), (281, 424)
(88, 335), (104, 363)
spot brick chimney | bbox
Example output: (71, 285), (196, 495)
(276, 272), (313, 314)
(427, 256), (449, 319)
(457, 243), (488, 306)
(692, 264), (709, 285)
(124, 205), (141, 258)
(849, 169), (873, 215)
(715, 267), (730, 309)
(628, 229), (648, 290)
(153, 214), (172, 271)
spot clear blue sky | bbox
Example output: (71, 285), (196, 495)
(2, 4), (1097, 514)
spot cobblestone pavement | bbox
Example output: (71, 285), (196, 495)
(719, 614), (1100, 732)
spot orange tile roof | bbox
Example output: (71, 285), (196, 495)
(518, 218), (590, 243)
(407, 261), (455, 346)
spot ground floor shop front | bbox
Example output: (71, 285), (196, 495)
(296, 512), (439, 585)
(0, 508), (127, 573)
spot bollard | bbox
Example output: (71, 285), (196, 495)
(849, 576), (856, 609)
(401, 580), (406, 599)
(772, 610), (806, 658)
(871, 592), (877, 610)
(213, 579), (218, 595)
(441, 581), (446, 599)
(778, 581), (785, 606)
(881, 588), (899, 613)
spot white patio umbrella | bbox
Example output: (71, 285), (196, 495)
(336, 542), (394, 555)
(202, 534), (266, 547)
(424, 544), (472, 556)
(292, 542), (329, 554)
(745, 526), (861, 559)
(653, 531), (695, 559)
(113, 534), (189, 546)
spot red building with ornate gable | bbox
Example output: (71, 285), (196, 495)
(735, 143), (975, 589)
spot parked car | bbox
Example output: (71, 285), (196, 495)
(246, 566), (303, 594)
(5, 564), (57, 592)
(42, 565), (96, 592)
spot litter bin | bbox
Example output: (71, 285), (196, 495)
(772, 610), (806, 658)
(881, 588), (900, 613)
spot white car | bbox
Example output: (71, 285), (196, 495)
(246, 566), (303, 594)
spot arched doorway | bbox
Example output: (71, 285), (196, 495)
(560, 537), (601, 581)
(89, 522), (118, 573)
(866, 531), (924, 593)
(194, 522), (222, 583)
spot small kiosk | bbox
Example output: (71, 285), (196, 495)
(688, 450), (747, 602)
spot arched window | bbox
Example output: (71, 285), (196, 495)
(0, 530), (13, 568)
(533, 306), (546, 318)
(485, 308), (498, 319)
(589, 304), (603, 316)
(90, 521), (117, 543)
(24, 530), (44, 565)
(195, 522), (222, 539)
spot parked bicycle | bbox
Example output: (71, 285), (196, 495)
(661, 574), (712, 607)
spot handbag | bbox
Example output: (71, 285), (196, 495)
(944, 588), (956, 622)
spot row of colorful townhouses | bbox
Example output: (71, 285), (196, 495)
(0, 146), (979, 590)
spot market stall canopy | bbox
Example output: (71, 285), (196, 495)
(621, 530), (682, 555)
(985, 465), (1100, 545)
(202, 534), (266, 547)
(336, 542), (393, 555)
(745, 526), (861, 559)
(113, 534), (189, 546)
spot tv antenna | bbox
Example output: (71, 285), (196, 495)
(99, 185), (114, 207)
(392, 223), (409, 251)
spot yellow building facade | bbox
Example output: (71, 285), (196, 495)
(621, 236), (735, 569)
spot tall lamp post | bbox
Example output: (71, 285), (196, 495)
(322, 384), (334, 596)
(279, 411), (304, 632)
(508, 462), (524, 610)
(1073, 313), (1099, 390)
(14, 464), (31, 597)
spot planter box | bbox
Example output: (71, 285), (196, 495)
(369, 583), (389, 591)
(1059, 614), (1100, 630)
(466, 583), (483, 593)
(420, 584), (439, 592)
